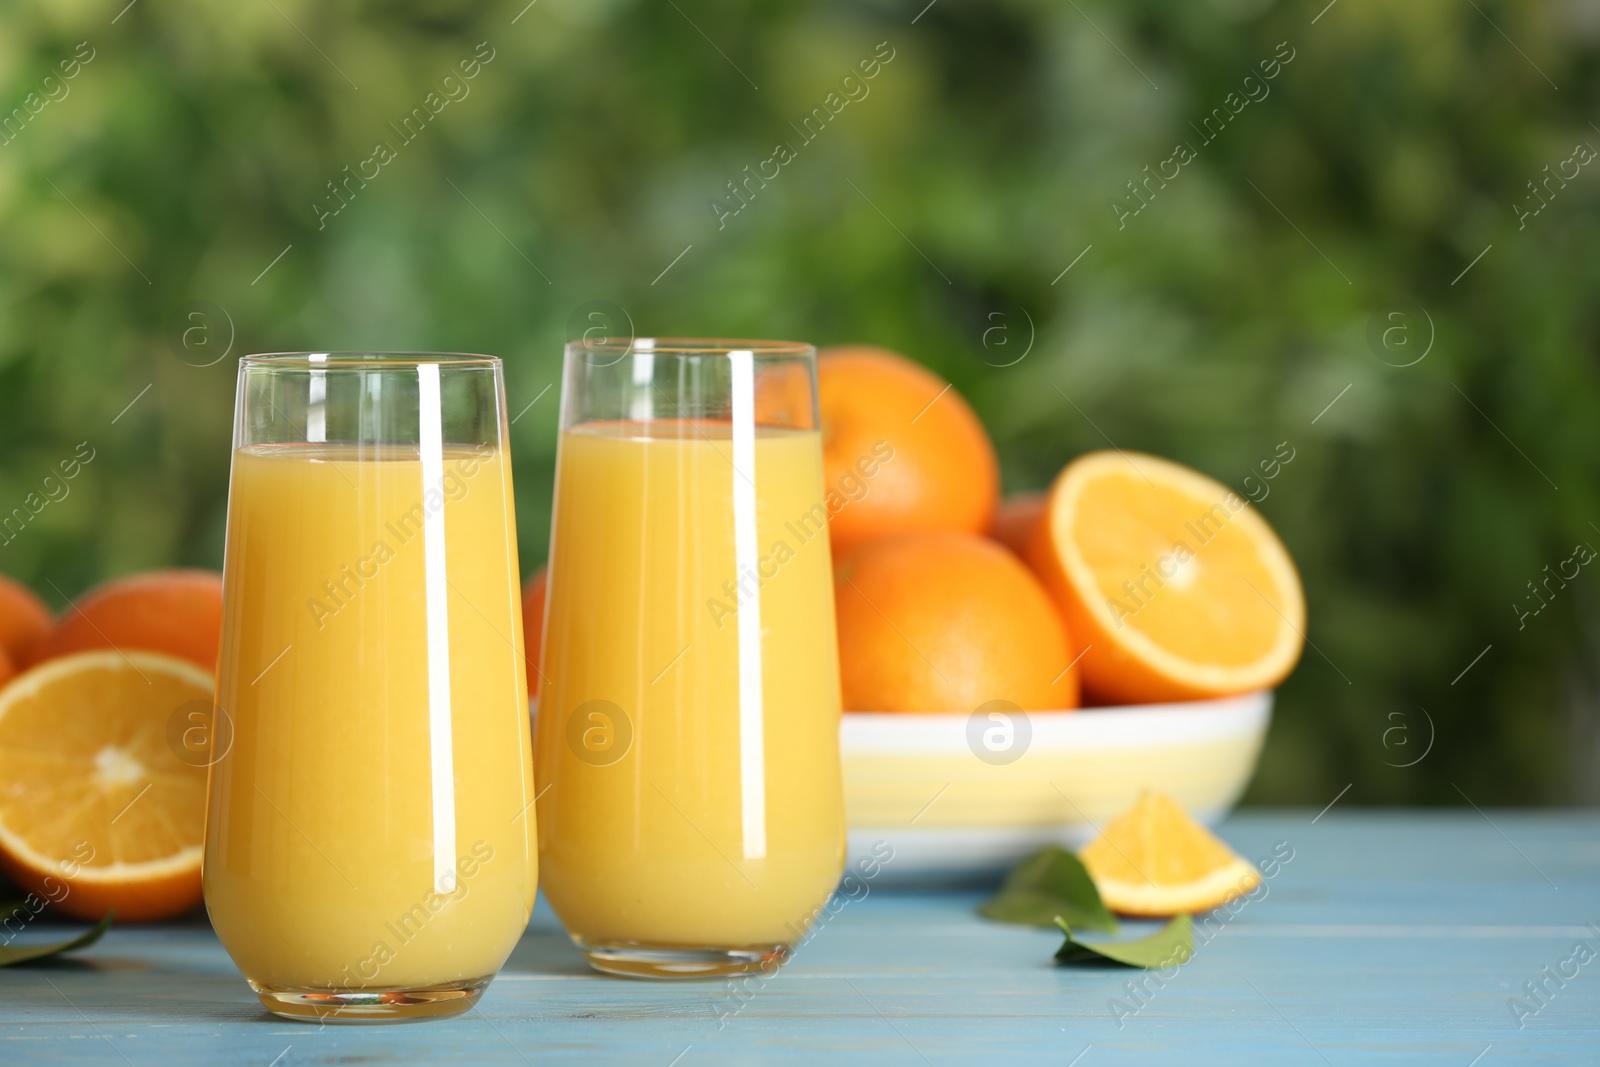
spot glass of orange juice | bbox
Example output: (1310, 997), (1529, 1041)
(206, 353), (538, 1021)
(535, 338), (845, 979)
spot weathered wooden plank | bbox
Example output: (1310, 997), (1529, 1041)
(0, 812), (1593, 1065)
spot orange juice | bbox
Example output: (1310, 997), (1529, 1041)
(535, 421), (845, 953)
(206, 443), (537, 993)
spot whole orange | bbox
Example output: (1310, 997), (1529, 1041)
(31, 569), (224, 673)
(834, 533), (1080, 712)
(523, 566), (547, 697)
(0, 575), (51, 666)
(817, 346), (998, 555)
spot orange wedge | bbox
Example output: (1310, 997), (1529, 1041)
(0, 650), (214, 921)
(1080, 791), (1260, 916)
(1027, 450), (1304, 704)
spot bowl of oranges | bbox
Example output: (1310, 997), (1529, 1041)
(813, 346), (1304, 880)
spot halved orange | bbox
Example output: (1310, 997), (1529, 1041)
(1027, 450), (1304, 704)
(1080, 790), (1260, 916)
(0, 650), (214, 921)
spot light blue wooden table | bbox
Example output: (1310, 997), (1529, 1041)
(2, 812), (1595, 1065)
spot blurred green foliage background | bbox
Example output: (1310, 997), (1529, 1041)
(1, 0), (1596, 805)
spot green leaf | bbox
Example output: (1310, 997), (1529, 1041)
(979, 846), (1119, 933)
(1054, 914), (1193, 969)
(0, 911), (114, 968)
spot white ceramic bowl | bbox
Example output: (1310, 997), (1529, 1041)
(842, 691), (1271, 882)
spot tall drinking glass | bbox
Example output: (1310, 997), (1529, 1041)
(206, 353), (538, 1021)
(535, 338), (845, 979)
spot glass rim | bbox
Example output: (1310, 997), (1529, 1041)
(566, 337), (814, 357)
(240, 351), (501, 369)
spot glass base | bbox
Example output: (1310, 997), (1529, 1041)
(578, 940), (791, 980)
(249, 976), (491, 1022)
